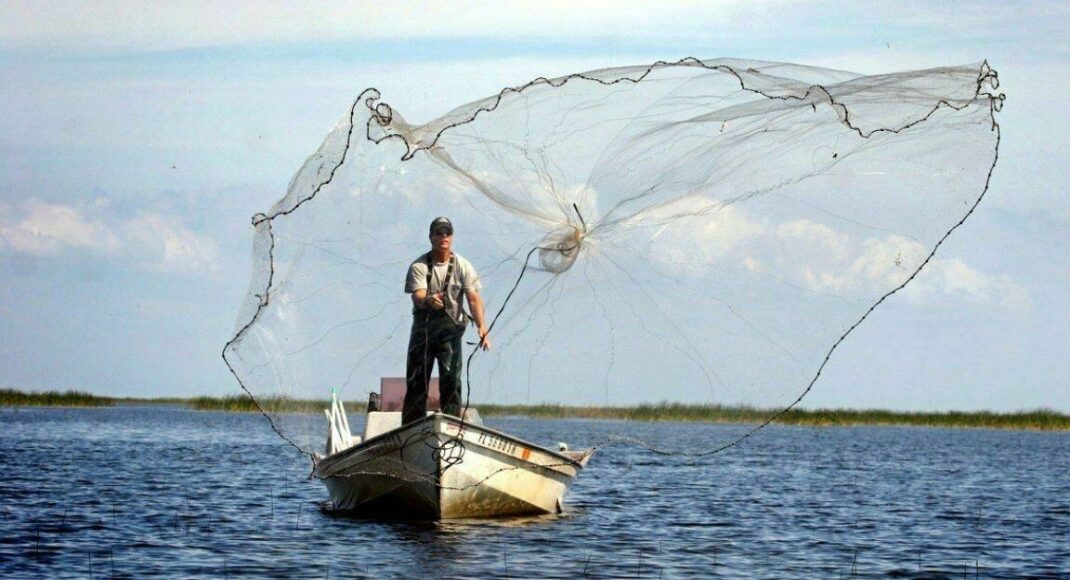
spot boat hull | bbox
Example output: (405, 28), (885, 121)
(313, 413), (591, 518)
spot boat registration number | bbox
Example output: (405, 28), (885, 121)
(477, 431), (519, 455)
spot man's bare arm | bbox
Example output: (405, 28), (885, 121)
(411, 289), (444, 310)
(466, 290), (491, 350)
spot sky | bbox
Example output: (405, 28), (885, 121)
(1, 1), (1067, 411)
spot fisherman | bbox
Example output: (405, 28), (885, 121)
(403, 217), (491, 425)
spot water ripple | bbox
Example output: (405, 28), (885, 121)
(1, 407), (1068, 578)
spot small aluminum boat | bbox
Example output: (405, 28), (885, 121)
(312, 380), (593, 519)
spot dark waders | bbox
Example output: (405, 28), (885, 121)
(403, 253), (465, 425)
(403, 311), (465, 424)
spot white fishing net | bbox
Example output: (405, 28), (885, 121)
(224, 58), (1003, 455)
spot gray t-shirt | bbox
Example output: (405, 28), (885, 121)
(405, 252), (482, 327)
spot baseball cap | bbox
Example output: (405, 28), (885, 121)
(429, 217), (453, 235)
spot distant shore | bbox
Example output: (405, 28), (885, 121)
(3, 389), (1068, 431)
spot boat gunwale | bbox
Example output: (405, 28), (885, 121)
(313, 412), (588, 477)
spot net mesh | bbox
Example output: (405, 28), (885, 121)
(223, 57), (1003, 458)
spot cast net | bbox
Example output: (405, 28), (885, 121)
(224, 57), (1002, 462)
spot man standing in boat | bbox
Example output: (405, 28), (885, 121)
(403, 217), (491, 425)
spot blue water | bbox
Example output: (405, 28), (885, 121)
(1, 406), (1067, 578)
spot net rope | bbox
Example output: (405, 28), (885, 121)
(222, 57), (1004, 488)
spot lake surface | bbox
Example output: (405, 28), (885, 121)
(1, 406), (1067, 578)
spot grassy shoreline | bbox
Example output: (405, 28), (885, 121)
(0, 388), (116, 408)
(3, 389), (1068, 431)
(477, 403), (1070, 431)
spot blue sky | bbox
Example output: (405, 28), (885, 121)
(1, 1), (1067, 411)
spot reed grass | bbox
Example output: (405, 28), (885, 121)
(476, 402), (1070, 431)
(777, 407), (1070, 430)
(0, 388), (114, 407)
(188, 394), (367, 414)
(3, 388), (1067, 430)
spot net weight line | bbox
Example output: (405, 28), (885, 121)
(223, 58), (1004, 475)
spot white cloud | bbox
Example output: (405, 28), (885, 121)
(768, 219), (855, 293)
(775, 228), (1031, 313)
(903, 257), (1033, 314)
(646, 206), (1030, 314)
(777, 220), (850, 259)
(648, 199), (767, 269)
(936, 259), (989, 298)
(849, 235), (927, 291)
(0, 199), (222, 274)
(780, 228), (1033, 314)
(123, 213), (222, 273)
(0, 200), (120, 255)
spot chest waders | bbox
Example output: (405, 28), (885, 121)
(403, 254), (467, 425)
